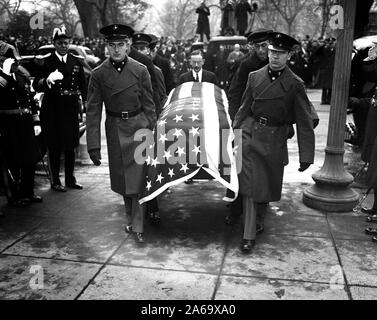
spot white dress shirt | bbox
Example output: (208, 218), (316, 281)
(192, 69), (203, 82)
(55, 52), (67, 63)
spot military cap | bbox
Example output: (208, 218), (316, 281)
(148, 34), (159, 45)
(246, 28), (273, 44)
(99, 24), (134, 41)
(133, 33), (152, 46)
(268, 32), (300, 52)
(52, 25), (71, 41)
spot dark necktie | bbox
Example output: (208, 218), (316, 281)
(194, 72), (199, 82)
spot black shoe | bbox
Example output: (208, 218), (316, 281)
(362, 207), (377, 216)
(24, 195), (43, 203)
(66, 183), (83, 190)
(184, 179), (194, 184)
(365, 227), (377, 236)
(256, 224), (264, 235)
(372, 236), (377, 243)
(240, 239), (255, 254)
(148, 212), (161, 224)
(125, 225), (133, 234)
(366, 215), (377, 224)
(51, 184), (67, 192)
(135, 232), (145, 243)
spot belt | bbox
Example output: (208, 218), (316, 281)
(106, 109), (142, 120)
(0, 108), (31, 115)
(253, 115), (285, 127)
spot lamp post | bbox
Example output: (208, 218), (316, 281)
(303, 0), (359, 212)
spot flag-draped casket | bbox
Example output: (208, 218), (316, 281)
(139, 82), (239, 204)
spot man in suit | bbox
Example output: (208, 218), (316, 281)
(233, 32), (315, 253)
(178, 50), (217, 86)
(86, 24), (157, 244)
(33, 26), (87, 192)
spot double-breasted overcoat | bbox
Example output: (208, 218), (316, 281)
(233, 65), (315, 202)
(86, 57), (156, 196)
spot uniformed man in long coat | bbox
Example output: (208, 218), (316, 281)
(233, 32), (315, 253)
(86, 24), (156, 244)
(33, 26), (87, 192)
(133, 32), (166, 225)
(228, 29), (273, 121)
(0, 44), (42, 206)
(361, 88), (377, 242)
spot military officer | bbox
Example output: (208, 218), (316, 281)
(86, 24), (156, 244)
(0, 44), (42, 206)
(228, 29), (273, 121)
(233, 32), (315, 253)
(33, 26), (87, 192)
(133, 32), (165, 225)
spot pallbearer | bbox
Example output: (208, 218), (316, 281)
(86, 24), (157, 243)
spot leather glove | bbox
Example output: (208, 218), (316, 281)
(287, 125), (295, 139)
(46, 69), (63, 87)
(298, 162), (311, 172)
(2, 58), (15, 75)
(34, 125), (41, 136)
(89, 149), (101, 166)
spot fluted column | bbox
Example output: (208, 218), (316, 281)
(303, 0), (359, 212)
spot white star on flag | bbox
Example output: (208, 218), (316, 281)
(158, 119), (167, 127)
(145, 156), (152, 165)
(189, 127), (200, 137)
(173, 115), (183, 123)
(190, 114), (199, 122)
(173, 128), (183, 138)
(156, 173), (164, 183)
(163, 150), (172, 160)
(176, 147), (185, 157)
(159, 134), (168, 143)
(151, 157), (161, 168)
(180, 163), (189, 173)
(146, 181), (152, 191)
(149, 143), (155, 149)
(192, 145), (201, 155)
(168, 168), (175, 178)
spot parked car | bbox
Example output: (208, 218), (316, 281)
(204, 36), (248, 72)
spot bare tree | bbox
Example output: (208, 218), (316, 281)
(0, 0), (22, 20)
(157, 0), (198, 40)
(269, 0), (310, 35)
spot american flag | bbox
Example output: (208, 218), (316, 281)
(139, 82), (239, 204)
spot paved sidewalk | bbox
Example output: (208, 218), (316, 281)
(1, 90), (376, 300)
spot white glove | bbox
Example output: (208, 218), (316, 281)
(46, 69), (63, 87)
(34, 125), (41, 136)
(2, 58), (15, 76)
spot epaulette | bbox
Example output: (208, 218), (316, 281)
(70, 53), (85, 60)
(34, 52), (51, 66)
(34, 52), (51, 60)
